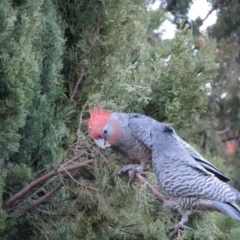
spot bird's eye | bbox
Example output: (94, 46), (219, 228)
(103, 130), (107, 134)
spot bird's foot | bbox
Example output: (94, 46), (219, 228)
(117, 164), (146, 184)
(117, 164), (145, 175)
(170, 223), (191, 237)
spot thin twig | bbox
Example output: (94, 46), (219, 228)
(60, 152), (85, 168)
(217, 126), (231, 135)
(75, 105), (87, 153)
(58, 165), (99, 192)
(33, 224), (49, 240)
(135, 173), (166, 202)
(56, 152), (84, 170)
(25, 182), (64, 210)
(201, 5), (217, 23)
(36, 208), (64, 216)
(120, 228), (143, 237)
(70, 68), (88, 101)
(51, 197), (74, 204)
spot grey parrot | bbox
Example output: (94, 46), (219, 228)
(86, 108), (229, 183)
(128, 118), (240, 236)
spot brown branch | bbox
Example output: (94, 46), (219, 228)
(75, 104), (87, 153)
(120, 228), (143, 237)
(201, 5), (217, 23)
(25, 182), (64, 211)
(70, 68), (88, 101)
(36, 208), (65, 216)
(3, 159), (94, 210)
(61, 152), (86, 167)
(135, 173), (166, 202)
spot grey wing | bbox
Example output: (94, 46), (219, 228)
(155, 155), (236, 202)
(128, 113), (229, 182)
(174, 135), (229, 182)
(128, 113), (159, 147)
(128, 114), (210, 175)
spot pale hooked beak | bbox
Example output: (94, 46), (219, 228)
(94, 138), (111, 149)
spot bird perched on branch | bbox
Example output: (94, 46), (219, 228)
(86, 108), (229, 183)
(129, 119), (240, 236)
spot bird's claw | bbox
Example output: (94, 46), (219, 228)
(117, 164), (145, 184)
(117, 164), (144, 175)
(170, 223), (191, 237)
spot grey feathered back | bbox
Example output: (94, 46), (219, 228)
(133, 123), (240, 222)
(128, 113), (229, 182)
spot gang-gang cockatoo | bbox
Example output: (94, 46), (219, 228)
(129, 119), (240, 236)
(86, 108), (229, 183)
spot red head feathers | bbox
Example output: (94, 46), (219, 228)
(86, 107), (111, 139)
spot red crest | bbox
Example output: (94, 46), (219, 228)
(86, 107), (111, 139)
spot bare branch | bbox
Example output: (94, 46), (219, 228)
(61, 152), (85, 167)
(26, 182), (64, 210)
(75, 104), (87, 153)
(120, 228), (143, 237)
(3, 158), (94, 210)
(36, 208), (65, 216)
(201, 5), (216, 23)
(70, 68), (88, 101)
(217, 126), (231, 135)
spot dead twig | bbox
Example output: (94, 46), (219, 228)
(135, 173), (166, 202)
(36, 208), (65, 216)
(120, 228), (143, 237)
(74, 104), (87, 153)
(26, 182), (64, 211)
(70, 68), (88, 101)
(58, 164), (99, 192)
(60, 152), (85, 168)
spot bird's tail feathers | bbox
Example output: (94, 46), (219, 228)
(237, 193), (240, 202)
(228, 185), (240, 202)
(236, 190), (240, 202)
(212, 201), (240, 222)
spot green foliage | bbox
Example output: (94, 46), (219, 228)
(0, 0), (40, 161)
(13, 0), (70, 168)
(210, 1), (240, 41)
(0, 169), (7, 231)
(213, 212), (240, 240)
(145, 31), (217, 129)
(5, 164), (32, 192)
(58, 0), (153, 112)
(0, 0), (72, 236)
